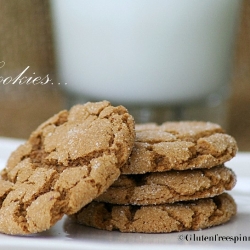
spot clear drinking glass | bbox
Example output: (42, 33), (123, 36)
(50, 0), (241, 126)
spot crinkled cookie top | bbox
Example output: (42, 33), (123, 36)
(0, 101), (135, 235)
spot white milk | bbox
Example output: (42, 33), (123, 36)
(50, 0), (241, 106)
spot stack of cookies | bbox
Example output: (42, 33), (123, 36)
(74, 121), (238, 233)
(0, 101), (238, 235)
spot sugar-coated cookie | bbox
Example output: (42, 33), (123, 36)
(121, 121), (237, 174)
(73, 193), (236, 233)
(95, 165), (236, 205)
(0, 101), (135, 235)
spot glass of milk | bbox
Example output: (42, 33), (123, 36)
(50, 0), (241, 126)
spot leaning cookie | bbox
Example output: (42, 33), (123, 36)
(121, 121), (237, 174)
(72, 193), (236, 233)
(95, 165), (236, 205)
(0, 101), (135, 235)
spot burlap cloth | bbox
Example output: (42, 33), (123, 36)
(0, 0), (249, 150)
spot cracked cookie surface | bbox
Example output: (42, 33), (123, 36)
(95, 165), (236, 205)
(72, 193), (236, 233)
(0, 101), (135, 235)
(121, 121), (237, 174)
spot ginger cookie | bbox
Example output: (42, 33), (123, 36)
(0, 101), (135, 235)
(73, 193), (237, 233)
(95, 165), (236, 205)
(121, 121), (237, 174)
